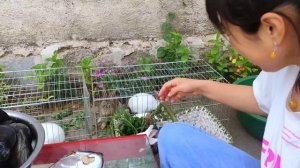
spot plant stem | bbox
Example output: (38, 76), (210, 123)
(122, 117), (139, 134)
(160, 102), (178, 122)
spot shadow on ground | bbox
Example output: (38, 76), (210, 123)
(226, 108), (261, 159)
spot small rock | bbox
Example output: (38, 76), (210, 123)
(63, 48), (93, 66)
(149, 39), (166, 56)
(13, 47), (33, 57)
(110, 47), (126, 65)
(183, 37), (205, 49)
(40, 44), (60, 61)
(128, 40), (143, 47)
(0, 48), (5, 57)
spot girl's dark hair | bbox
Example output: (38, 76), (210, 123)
(206, 0), (300, 91)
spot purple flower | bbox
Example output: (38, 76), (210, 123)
(97, 82), (104, 89)
(94, 69), (103, 78)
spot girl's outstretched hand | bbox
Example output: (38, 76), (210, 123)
(158, 78), (201, 103)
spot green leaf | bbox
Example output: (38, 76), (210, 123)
(246, 67), (252, 72)
(39, 96), (54, 102)
(176, 46), (190, 61)
(32, 64), (47, 69)
(0, 65), (6, 72)
(163, 33), (173, 43)
(161, 23), (171, 33)
(211, 47), (219, 55)
(216, 32), (221, 39)
(24, 73), (35, 79)
(170, 32), (182, 46)
(137, 56), (152, 65)
(53, 110), (73, 120)
(167, 12), (176, 21)
(157, 47), (166, 58)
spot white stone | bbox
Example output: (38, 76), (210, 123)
(12, 47), (33, 57)
(63, 40), (89, 48)
(110, 47), (125, 65)
(128, 40), (143, 47)
(40, 44), (60, 62)
(0, 48), (5, 57)
(183, 36), (205, 49)
(90, 41), (110, 50)
(204, 34), (217, 42)
(149, 39), (166, 56)
(128, 93), (159, 114)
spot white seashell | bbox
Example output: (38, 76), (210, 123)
(53, 151), (103, 168)
(42, 122), (65, 144)
(128, 93), (159, 114)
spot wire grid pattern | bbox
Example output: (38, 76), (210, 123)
(91, 59), (229, 137)
(0, 67), (92, 141)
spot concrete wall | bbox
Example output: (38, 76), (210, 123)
(0, 0), (215, 69)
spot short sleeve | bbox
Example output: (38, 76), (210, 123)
(252, 71), (273, 114)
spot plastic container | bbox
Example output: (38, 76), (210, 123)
(234, 75), (267, 141)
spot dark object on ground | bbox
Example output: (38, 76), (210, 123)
(0, 109), (44, 168)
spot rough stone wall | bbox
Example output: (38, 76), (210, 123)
(0, 0), (216, 70)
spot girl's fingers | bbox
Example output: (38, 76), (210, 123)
(167, 85), (183, 98)
(159, 80), (177, 99)
(172, 92), (184, 103)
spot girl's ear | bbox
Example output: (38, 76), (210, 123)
(260, 12), (286, 44)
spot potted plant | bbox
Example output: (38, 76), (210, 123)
(206, 32), (260, 82)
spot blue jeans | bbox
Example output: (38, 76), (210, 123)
(158, 122), (260, 168)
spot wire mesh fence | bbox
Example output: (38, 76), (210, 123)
(0, 67), (92, 142)
(91, 59), (229, 137)
(0, 59), (230, 142)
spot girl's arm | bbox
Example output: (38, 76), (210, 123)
(200, 80), (266, 116)
(159, 78), (266, 116)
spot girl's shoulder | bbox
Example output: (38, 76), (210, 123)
(258, 65), (300, 83)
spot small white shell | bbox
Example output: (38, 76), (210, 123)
(42, 122), (65, 144)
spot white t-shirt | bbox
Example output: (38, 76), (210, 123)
(253, 65), (300, 168)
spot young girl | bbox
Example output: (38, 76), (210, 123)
(158, 0), (300, 167)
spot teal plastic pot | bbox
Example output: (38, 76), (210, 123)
(234, 75), (267, 141)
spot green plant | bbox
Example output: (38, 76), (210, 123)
(150, 102), (178, 125)
(108, 107), (150, 136)
(206, 32), (260, 82)
(93, 60), (118, 91)
(0, 66), (11, 105)
(0, 65), (6, 79)
(52, 110), (73, 120)
(26, 51), (75, 99)
(26, 51), (64, 89)
(77, 56), (92, 85)
(157, 12), (192, 62)
(136, 55), (158, 80)
(61, 111), (85, 133)
(137, 55), (154, 72)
